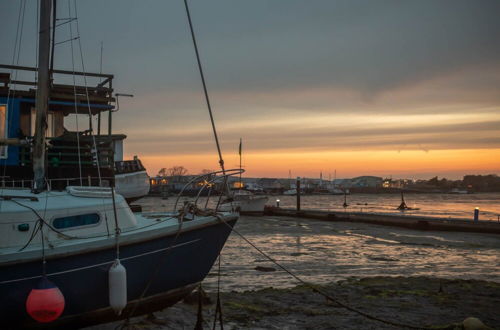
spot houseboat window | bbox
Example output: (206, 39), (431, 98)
(30, 108), (55, 137)
(53, 213), (100, 229)
(0, 105), (7, 158)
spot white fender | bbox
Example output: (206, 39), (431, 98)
(109, 259), (127, 315)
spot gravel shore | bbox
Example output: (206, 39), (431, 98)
(88, 276), (499, 329)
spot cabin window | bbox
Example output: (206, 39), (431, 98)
(30, 108), (55, 137)
(52, 213), (100, 229)
(0, 105), (7, 158)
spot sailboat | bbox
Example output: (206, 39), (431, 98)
(0, 0), (237, 327)
(220, 138), (268, 214)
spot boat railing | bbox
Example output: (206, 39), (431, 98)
(0, 64), (114, 99)
(0, 176), (114, 190)
(173, 168), (244, 212)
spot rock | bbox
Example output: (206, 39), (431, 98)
(183, 287), (212, 305)
(463, 317), (492, 330)
(255, 266), (276, 272)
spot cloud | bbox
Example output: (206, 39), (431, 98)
(2, 0), (499, 178)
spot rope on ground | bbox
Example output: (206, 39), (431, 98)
(217, 216), (433, 330)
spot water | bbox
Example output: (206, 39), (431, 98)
(141, 192), (500, 221)
(137, 195), (500, 291)
(274, 193), (500, 221)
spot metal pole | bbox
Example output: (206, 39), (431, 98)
(296, 177), (301, 211)
(33, 0), (52, 191)
(474, 208), (479, 223)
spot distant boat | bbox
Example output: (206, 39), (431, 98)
(448, 188), (470, 194)
(329, 187), (345, 195)
(221, 189), (268, 215)
(283, 188), (297, 196)
(220, 138), (268, 214)
(114, 157), (150, 203)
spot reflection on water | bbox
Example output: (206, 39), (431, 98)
(137, 196), (500, 291)
(273, 193), (500, 221)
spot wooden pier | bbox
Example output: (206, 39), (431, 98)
(264, 207), (500, 234)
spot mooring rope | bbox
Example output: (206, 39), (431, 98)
(217, 217), (432, 330)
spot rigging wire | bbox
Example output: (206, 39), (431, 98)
(67, 0), (83, 185)
(183, 0), (230, 210)
(183, 0), (225, 175)
(71, 0), (102, 186)
(1, 0), (27, 207)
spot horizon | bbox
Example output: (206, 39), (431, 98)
(1, 1), (499, 179)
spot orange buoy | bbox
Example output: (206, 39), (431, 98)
(26, 277), (65, 323)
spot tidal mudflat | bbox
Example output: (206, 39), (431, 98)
(87, 215), (499, 329)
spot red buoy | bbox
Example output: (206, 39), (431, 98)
(26, 277), (65, 323)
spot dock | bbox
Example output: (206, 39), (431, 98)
(265, 207), (500, 234)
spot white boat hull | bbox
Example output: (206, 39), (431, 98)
(220, 196), (268, 214)
(115, 170), (150, 202)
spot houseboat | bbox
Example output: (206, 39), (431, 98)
(0, 64), (149, 201)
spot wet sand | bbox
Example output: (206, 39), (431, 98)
(86, 215), (500, 329)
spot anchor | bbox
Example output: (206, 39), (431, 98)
(397, 191), (409, 210)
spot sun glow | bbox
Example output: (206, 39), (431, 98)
(131, 148), (500, 179)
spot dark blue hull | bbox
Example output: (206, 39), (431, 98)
(0, 217), (237, 328)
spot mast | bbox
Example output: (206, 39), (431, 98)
(33, 0), (52, 191)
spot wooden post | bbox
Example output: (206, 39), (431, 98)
(296, 177), (301, 211)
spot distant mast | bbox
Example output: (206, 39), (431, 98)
(33, 0), (52, 191)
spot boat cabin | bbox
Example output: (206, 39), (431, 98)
(0, 64), (126, 189)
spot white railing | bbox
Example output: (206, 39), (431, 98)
(0, 176), (114, 190)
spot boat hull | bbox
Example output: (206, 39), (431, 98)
(115, 170), (151, 203)
(0, 217), (237, 329)
(220, 197), (268, 215)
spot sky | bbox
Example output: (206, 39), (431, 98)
(1, 0), (499, 179)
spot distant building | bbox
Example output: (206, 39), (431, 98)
(332, 178), (352, 188)
(258, 178), (283, 192)
(351, 176), (383, 188)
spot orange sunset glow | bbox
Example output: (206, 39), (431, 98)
(134, 148), (500, 180)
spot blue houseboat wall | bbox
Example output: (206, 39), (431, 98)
(0, 97), (21, 166)
(0, 94), (119, 187)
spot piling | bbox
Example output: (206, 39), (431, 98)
(474, 208), (479, 223)
(296, 177), (301, 211)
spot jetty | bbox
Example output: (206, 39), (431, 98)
(265, 207), (500, 234)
